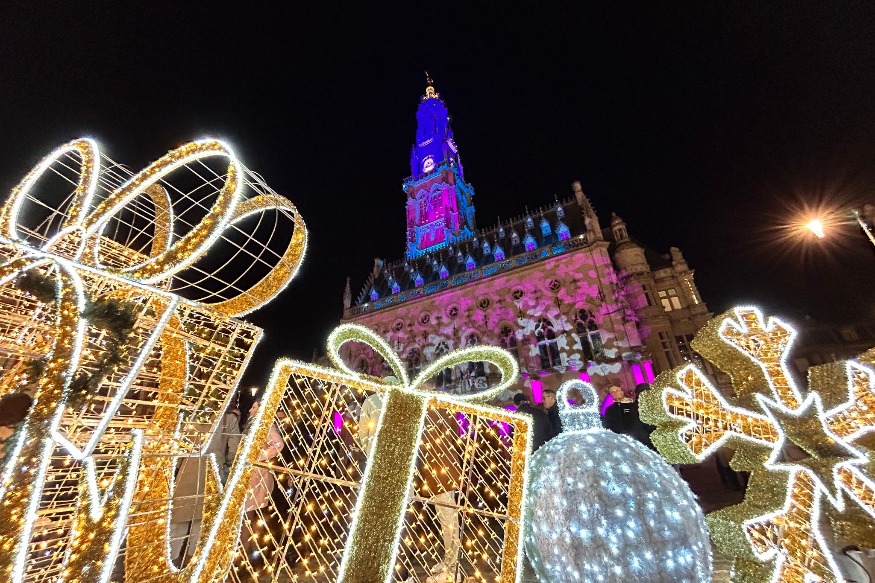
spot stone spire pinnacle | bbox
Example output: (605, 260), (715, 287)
(424, 70), (437, 99)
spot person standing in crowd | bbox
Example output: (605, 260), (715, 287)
(170, 397), (242, 565)
(541, 389), (562, 438)
(0, 392), (33, 457)
(513, 393), (553, 451)
(632, 383), (657, 450)
(602, 384), (639, 437)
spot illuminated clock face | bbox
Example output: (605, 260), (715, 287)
(422, 156), (435, 174)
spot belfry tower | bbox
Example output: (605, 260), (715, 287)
(404, 75), (476, 259)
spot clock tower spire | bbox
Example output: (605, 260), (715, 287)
(404, 75), (476, 259)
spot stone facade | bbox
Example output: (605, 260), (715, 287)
(341, 81), (712, 405)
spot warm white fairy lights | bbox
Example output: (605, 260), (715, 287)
(0, 137), (306, 582)
(525, 380), (711, 583)
(325, 323), (526, 583)
(639, 305), (875, 583)
(228, 324), (531, 583)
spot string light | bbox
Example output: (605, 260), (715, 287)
(639, 305), (875, 582)
(525, 380), (711, 583)
(0, 137), (307, 582)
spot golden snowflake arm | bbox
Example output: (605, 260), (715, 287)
(718, 307), (804, 409)
(826, 361), (875, 443)
(658, 365), (779, 458)
(837, 464), (875, 521)
(744, 471), (841, 583)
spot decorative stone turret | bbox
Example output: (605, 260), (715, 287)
(611, 213), (649, 274)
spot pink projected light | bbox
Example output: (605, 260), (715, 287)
(531, 379), (543, 404)
(631, 363), (645, 385)
(643, 360), (656, 383)
(333, 411), (343, 434)
(456, 412), (471, 436)
(578, 371), (591, 382)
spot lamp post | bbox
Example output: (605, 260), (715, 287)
(851, 208), (875, 249)
(805, 206), (875, 250)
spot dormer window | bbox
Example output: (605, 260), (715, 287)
(525, 215), (534, 230)
(439, 264), (449, 279)
(511, 231), (520, 246)
(482, 240), (492, 255)
(498, 225), (506, 239)
(472, 237), (480, 248)
(414, 272), (424, 287)
(540, 218), (552, 237)
(465, 255), (476, 271)
(493, 245), (505, 261)
(370, 288), (379, 302)
(524, 233), (537, 251)
(556, 203), (565, 219)
(557, 221), (571, 241)
(390, 279), (401, 295)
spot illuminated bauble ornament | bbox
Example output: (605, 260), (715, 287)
(524, 380), (712, 583)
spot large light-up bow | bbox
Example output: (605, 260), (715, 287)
(0, 138), (307, 583)
(323, 324), (519, 583)
(0, 137), (307, 316)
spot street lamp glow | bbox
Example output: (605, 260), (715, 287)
(806, 219), (826, 239)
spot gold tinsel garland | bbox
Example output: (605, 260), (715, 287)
(639, 306), (875, 583)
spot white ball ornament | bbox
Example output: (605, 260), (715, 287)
(524, 380), (712, 583)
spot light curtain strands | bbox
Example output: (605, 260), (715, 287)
(0, 137), (307, 583)
(639, 306), (875, 583)
(125, 354), (288, 583)
(324, 323), (524, 583)
(230, 359), (531, 582)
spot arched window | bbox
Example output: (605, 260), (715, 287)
(535, 318), (560, 369)
(499, 324), (519, 363)
(524, 233), (537, 252)
(406, 346), (422, 379)
(434, 341), (452, 388)
(575, 309), (605, 361)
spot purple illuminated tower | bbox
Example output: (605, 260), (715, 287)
(404, 75), (476, 259)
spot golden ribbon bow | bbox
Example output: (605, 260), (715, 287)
(323, 324), (520, 583)
(0, 138), (307, 583)
(0, 137), (307, 316)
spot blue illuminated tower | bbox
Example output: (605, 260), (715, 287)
(404, 75), (476, 259)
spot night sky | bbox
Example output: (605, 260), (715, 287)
(2, 3), (874, 388)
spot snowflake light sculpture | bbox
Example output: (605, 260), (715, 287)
(639, 306), (875, 583)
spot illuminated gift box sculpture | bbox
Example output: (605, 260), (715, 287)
(231, 324), (531, 583)
(639, 306), (875, 583)
(0, 138), (307, 582)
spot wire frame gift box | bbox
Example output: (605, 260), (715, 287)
(0, 138), (307, 583)
(229, 325), (531, 583)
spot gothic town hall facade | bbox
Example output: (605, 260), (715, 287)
(341, 80), (711, 405)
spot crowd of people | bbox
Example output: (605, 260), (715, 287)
(510, 381), (657, 453)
